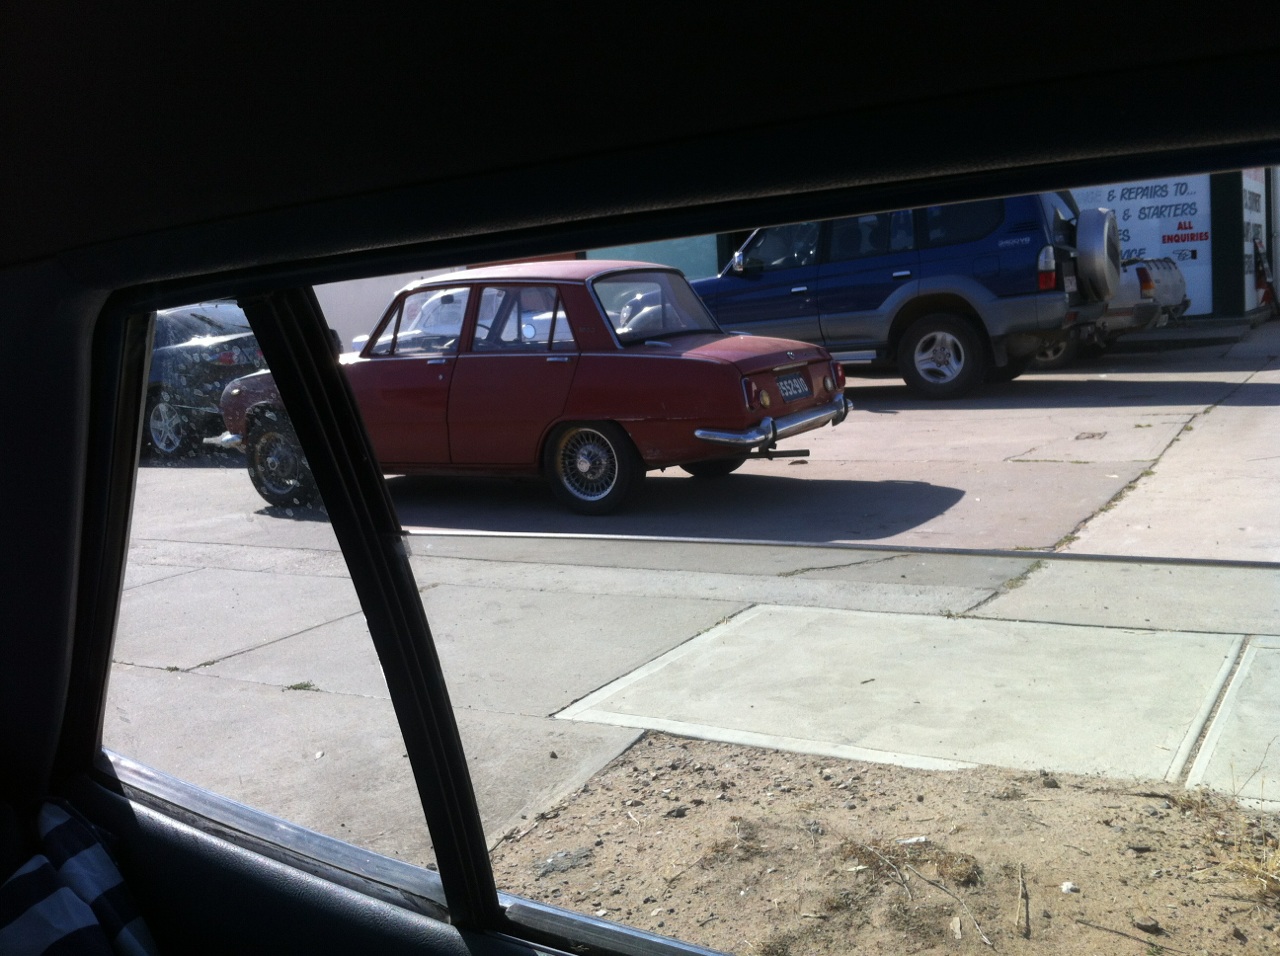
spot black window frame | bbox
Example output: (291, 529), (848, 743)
(49, 112), (1280, 956)
(69, 263), (736, 956)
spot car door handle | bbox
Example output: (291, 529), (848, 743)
(892, 270), (912, 279)
(547, 356), (570, 363)
(427, 358), (449, 365)
(790, 286), (808, 294)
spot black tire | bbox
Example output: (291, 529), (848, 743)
(544, 422), (642, 515)
(680, 457), (746, 478)
(1030, 338), (1079, 370)
(145, 389), (200, 459)
(245, 417), (319, 508)
(897, 313), (987, 398)
(1075, 207), (1121, 302)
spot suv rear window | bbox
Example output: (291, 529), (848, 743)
(1040, 190), (1080, 245)
(921, 198), (1004, 246)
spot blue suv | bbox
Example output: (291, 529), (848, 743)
(691, 191), (1119, 397)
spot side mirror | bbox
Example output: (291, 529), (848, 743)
(732, 251), (763, 276)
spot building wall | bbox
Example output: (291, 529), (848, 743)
(1074, 176), (1214, 317)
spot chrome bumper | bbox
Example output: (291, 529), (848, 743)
(214, 430), (244, 451)
(694, 395), (850, 448)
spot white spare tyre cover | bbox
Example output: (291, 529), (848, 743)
(1075, 207), (1121, 302)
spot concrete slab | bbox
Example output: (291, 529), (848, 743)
(416, 584), (745, 716)
(132, 461), (341, 551)
(104, 663), (433, 867)
(118, 630), (641, 848)
(408, 554), (995, 618)
(979, 560), (1280, 636)
(406, 535), (905, 577)
(451, 709), (640, 845)
(796, 552), (1036, 591)
(196, 578), (742, 716)
(129, 540), (349, 578)
(1068, 359), (1280, 562)
(204, 613), (389, 698)
(1186, 637), (1280, 810)
(558, 605), (1241, 781)
(123, 561), (198, 590)
(115, 567), (365, 670)
(830, 407), (1191, 464)
(389, 461), (1138, 551)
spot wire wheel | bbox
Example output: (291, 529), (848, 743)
(545, 422), (641, 514)
(247, 421), (317, 507)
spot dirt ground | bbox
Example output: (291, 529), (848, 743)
(490, 733), (1280, 956)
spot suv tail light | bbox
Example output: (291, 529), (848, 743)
(1037, 245), (1058, 291)
(1136, 265), (1155, 299)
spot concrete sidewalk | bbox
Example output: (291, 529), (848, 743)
(1110, 312), (1271, 352)
(110, 319), (1280, 860)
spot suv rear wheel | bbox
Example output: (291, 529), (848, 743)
(897, 313), (987, 398)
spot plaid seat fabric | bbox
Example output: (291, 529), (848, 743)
(0, 804), (158, 955)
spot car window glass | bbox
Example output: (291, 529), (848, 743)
(827, 211), (914, 261)
(922, 197), (1004, 246)
(597, 270), (719, 341)
(549, 290), (575, 350)
(473, 285), (558, 351)
(741, 221), (820, 270)
(106, 300), (437, 872)
(369, 287), (469, 356)
(1040, 191), (1079, 245)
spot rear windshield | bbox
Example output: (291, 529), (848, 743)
(1040, 190), (1081, 244)
(594, 270), (720, 342)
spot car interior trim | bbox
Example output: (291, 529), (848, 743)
(92, 751), (452, 921)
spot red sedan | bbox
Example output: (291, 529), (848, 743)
(220, 260), (849, 514)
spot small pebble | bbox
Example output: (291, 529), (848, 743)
(1133, 915), (1161, 934)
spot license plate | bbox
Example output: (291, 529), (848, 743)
(776, 371), (812, 402)
(1064, 274), (1077, 293)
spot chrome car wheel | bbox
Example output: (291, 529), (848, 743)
(545, 422), (642, 515)
(146, 393), (197, 458)
(912, 329), (966, 384)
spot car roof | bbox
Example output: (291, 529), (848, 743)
(398, 259), (675, 293)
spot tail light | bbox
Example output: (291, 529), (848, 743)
(742, 377), (761, 410)
(1037, 245), (1058, 291)
(830, 360), (845, 390)
(1136, 266), (1155, 299)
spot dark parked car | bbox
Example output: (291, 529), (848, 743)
(219, 261), (849, 513)
(146, 301), (264, 457)
(691, 192), (1120, 397)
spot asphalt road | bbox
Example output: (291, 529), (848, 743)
(107, 326), (1280, 870)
